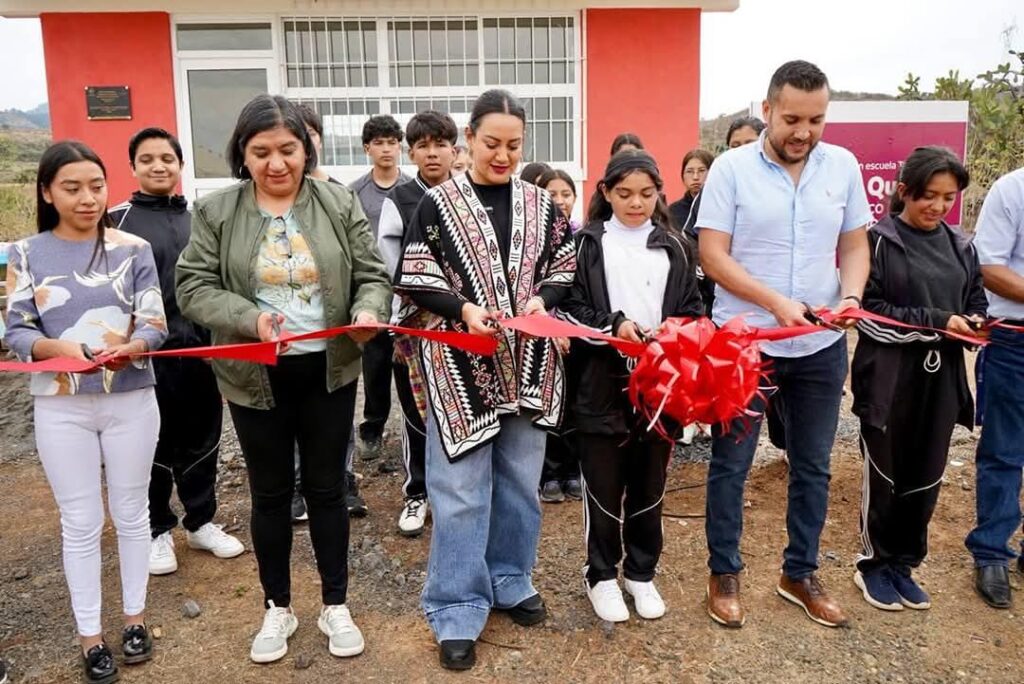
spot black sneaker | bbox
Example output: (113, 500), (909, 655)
(121, 624), (153, 665)
(563, 478), (583, 500)
(291, 490), (308, 523)
(540, 480), (564, 503)
(347, 472), (368, 518)
(0, 657), (8, 684)
(377, 453), (401, 474)
(82, 643), (118, 683)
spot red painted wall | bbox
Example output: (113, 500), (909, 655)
(584, 8), (701, 203)
(41, 12), (178, 202)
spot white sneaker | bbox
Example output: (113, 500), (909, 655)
(149, 532), (178, 575)
(624, 579), (667, 619)
(397, 497), (429, 537)
(586, 579), (629, 622)
(679, 423), (697, 446)
(318, 604), (365, 657)
(250, 601), (298, 664)
(187, 523), (245, 559)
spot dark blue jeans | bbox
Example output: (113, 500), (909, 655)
(965, 327), (1024, 567)
(706, 337), (848, 579)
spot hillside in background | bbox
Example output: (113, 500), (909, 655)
(0, 102), (49, 130)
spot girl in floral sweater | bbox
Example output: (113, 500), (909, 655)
(5, 141), (167, 683)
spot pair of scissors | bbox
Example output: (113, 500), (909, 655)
(801, 303), (843, 332)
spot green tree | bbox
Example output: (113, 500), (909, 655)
(901, 50), (1024, 229)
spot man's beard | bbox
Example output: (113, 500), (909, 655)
(768, 134), (817, 164)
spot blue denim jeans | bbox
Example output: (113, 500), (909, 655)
(706, 336), (848, 579)
(421, 411), (546, 642)
(965, 327), (1024, 567)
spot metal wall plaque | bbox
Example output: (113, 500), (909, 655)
(85, 86), (132, 121)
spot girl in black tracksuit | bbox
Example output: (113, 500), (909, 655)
(851, 146), (988, 611)
(561, 150), (702, 621)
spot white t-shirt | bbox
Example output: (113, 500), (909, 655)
(601, 215), (670, 331)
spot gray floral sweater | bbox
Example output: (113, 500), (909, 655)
(4, 229), (168, 396)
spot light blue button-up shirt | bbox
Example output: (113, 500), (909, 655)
(973, 167), (1024, 319)
(696, 133), (871, 358)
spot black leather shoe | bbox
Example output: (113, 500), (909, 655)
(121, 624), (153, 665)
(497, 593), (547, 626)
(82, 643), (119, 684)
(439, 639), (476, 670)
(976, 565), (1011, 609)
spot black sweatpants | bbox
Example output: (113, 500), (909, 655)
(229, 352), (356, 608)
(541, 431), (579, 484)
(149, 357), (223, 537)
(857, 346), (961, 573)
(393, 359), (426, 500)
(578, 431), (671, 586)
(359, 331), (394, 442)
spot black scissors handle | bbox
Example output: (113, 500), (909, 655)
(802, 302), (843, 332)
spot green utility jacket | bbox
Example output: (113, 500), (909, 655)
(176, 177), (392, 409)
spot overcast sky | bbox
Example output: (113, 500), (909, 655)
(1, 0), (1021, 117)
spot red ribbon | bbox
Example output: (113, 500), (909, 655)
(2, 308), (993, 434)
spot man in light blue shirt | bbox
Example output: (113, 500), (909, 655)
(965, 166), (1024, 608)
(697, 60), (871, 630)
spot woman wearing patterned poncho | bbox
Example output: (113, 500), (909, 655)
(395, 89), (575, 670)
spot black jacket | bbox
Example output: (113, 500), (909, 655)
(109, 192), (209, 350)
(851, 215), (988, 430)
(559, 220), (703, 435)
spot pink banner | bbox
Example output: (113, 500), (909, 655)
(824, 120), (969, 225)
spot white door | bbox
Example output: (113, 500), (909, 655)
(176, 57), (281, 199)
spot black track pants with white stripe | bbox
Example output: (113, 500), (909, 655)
(578, 432), (671, 586)
(394, 360), (427, 500)
(149, 356), (224, 536)
(856, 346), (961, 573)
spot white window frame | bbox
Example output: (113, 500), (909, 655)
(172, 12), (582, 194)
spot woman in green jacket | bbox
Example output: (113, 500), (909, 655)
(176, 95), (391, 665)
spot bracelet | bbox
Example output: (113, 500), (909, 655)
(841, 295), (862, 306)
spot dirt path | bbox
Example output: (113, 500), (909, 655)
(1, 370), (1022, 683)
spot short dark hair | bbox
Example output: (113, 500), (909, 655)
(725, 117), (766, 146)
(468, 89), (527, 133)
(537, 168), (576, 196)
(226, 94), (316, 180)
(680, 148), (715, 179)
(890, 146), (969, 215)
(610, 132), (644, 156)
(406, 110), (458, 147)
(767, 60), (829, 102)
(361, 114), (404, 146)
(519, 162), (551, 185)
(128, 127), (183, 165)
(295, 103), (323, 138)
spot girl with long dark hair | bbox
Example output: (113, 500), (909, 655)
(5, 141), (168, 683)
(561, 150), (702, 622)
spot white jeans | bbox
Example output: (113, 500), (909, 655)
(34, 388), (160, 637)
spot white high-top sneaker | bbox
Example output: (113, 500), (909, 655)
(148, 531), (178, 575)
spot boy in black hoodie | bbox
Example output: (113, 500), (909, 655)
(851, 147), (987, 611)
(110, 128), (244, 576)
(377, 110), (458, 538)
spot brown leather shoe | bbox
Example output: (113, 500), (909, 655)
(707, 573), (745, 628)
(777, 573), (848, 627)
